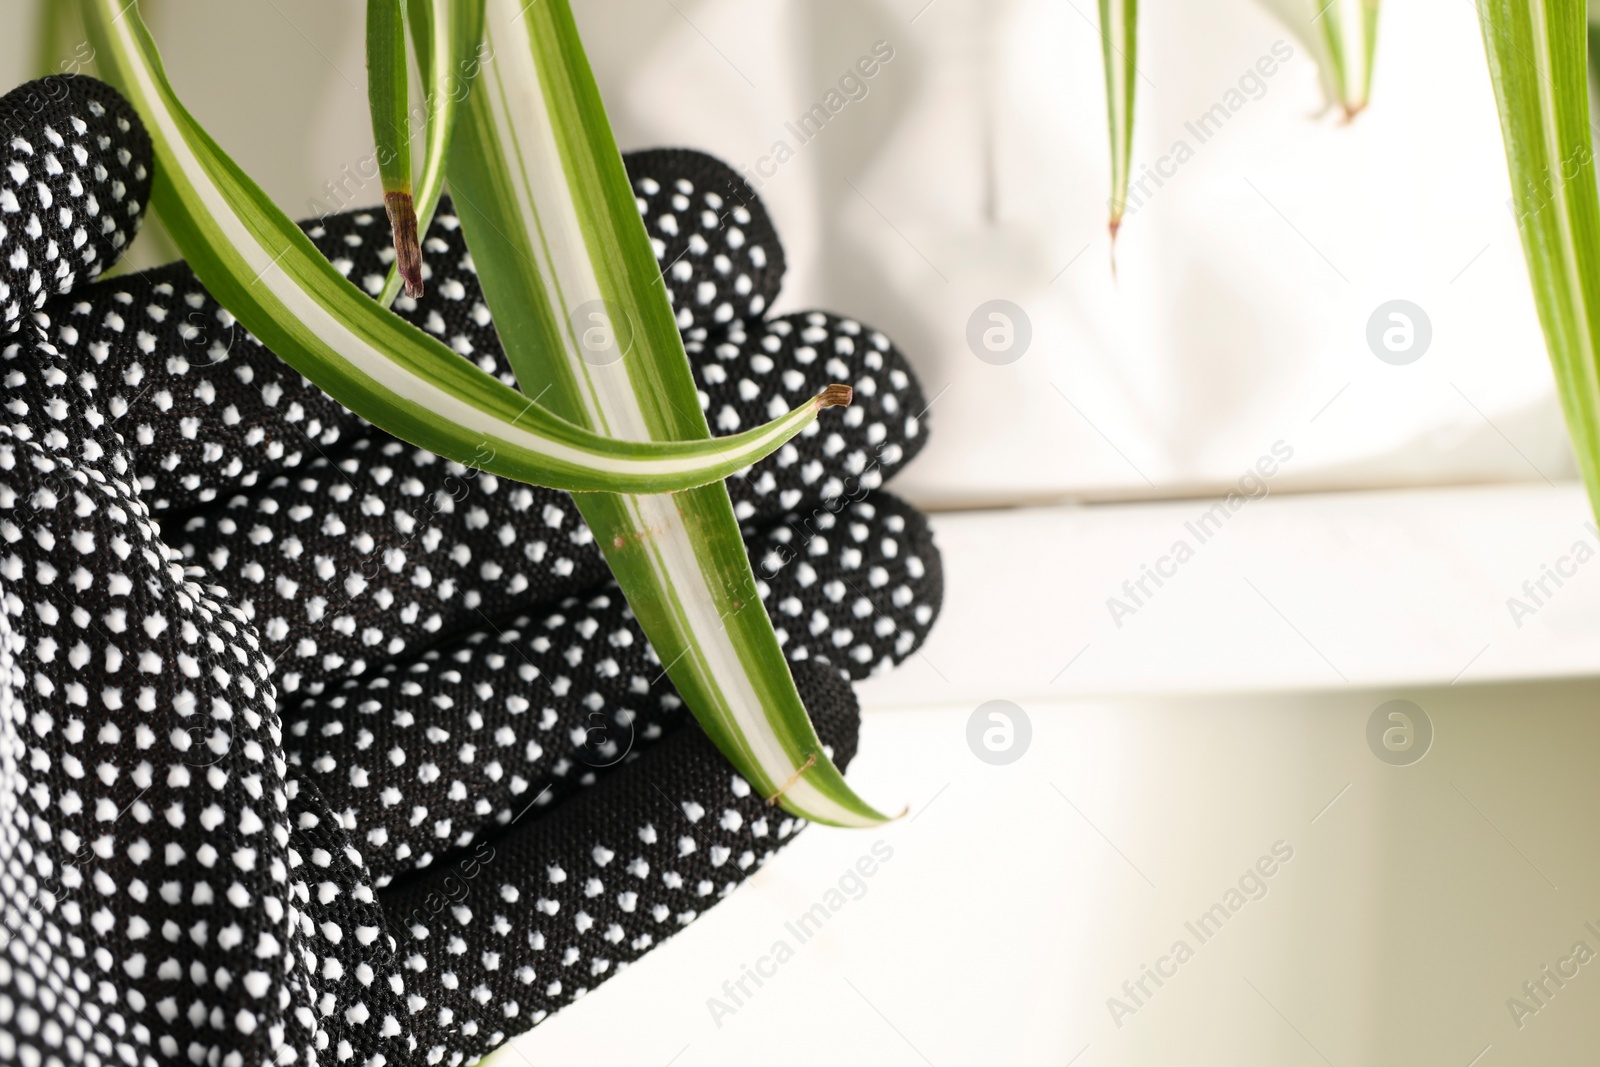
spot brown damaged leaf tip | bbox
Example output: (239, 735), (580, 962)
(384, 191), (424, 299)
(1108, 216), (1121, 281)
(817, 383), (853, 409)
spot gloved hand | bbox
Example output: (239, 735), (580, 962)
(0, 75), (941, 1066)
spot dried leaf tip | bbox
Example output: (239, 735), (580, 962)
(817, 383), (854, 409)
(384, 190), (424, 299)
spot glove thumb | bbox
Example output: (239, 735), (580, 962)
(0, 74), (152, 332)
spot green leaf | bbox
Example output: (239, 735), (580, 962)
(1098, 0), (1138, 241)
(1586, 5), (1600, 99)
(79, 0), (846, 496)
(366, 0), (422, 298)
(1317, 0), (1380, 118)
(372, 0), (486, 308)
(447, 0), (891, 827)
(1477, 0), (1600, 515)
(33, 0), (90, 80)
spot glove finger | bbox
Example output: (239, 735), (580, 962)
(0, 75), (150, 332)
(282, 584), (678, 888)
(165, 435), (609, 700)
(24, 202), (489, 519)
(277, 773), (418, 1061)
(624, 148), (786, 335)
(372, 657), (861, 1063)
(751, 490), (943, 680)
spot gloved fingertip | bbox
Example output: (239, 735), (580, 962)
(0, 74), (153, 325)
(751, 490), (944, 682)
(624, 147), (787, 334)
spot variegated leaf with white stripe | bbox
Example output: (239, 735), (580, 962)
(448, 0), (890, 826)
(1098, 0), (1138, 241)
(1317, 0), (1380, 118)
(1478, 0), (1600, 513)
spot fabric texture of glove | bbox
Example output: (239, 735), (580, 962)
(0, 75), (941, 1067)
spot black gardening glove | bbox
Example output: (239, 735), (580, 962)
(0, 75), (941, 1066)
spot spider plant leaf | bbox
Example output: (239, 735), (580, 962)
(366, 0), (423, 298)
(446, 0), (890, 827)
(1098, 0), (1137, 242)
(79, 0), (844, 495)
(33, 0), (91, 80)
(1586, 4), (1600, 100)
(1477, 0), (1600, 514)
(1316, 0), (1380, 118)
(372, 0), (487, 308)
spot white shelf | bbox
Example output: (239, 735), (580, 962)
(859, 481), (1600, 709)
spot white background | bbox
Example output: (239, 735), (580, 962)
(5, 2), (1600, 1063)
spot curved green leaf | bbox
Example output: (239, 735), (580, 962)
(1318, 0), (1380, 118)
(1098, 0), (1138, 241)
(366, 0), (422, 298)
(448, 0), (890, 827)
(374, 0), (486, 307)
(1477, 0), (1600, 515)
